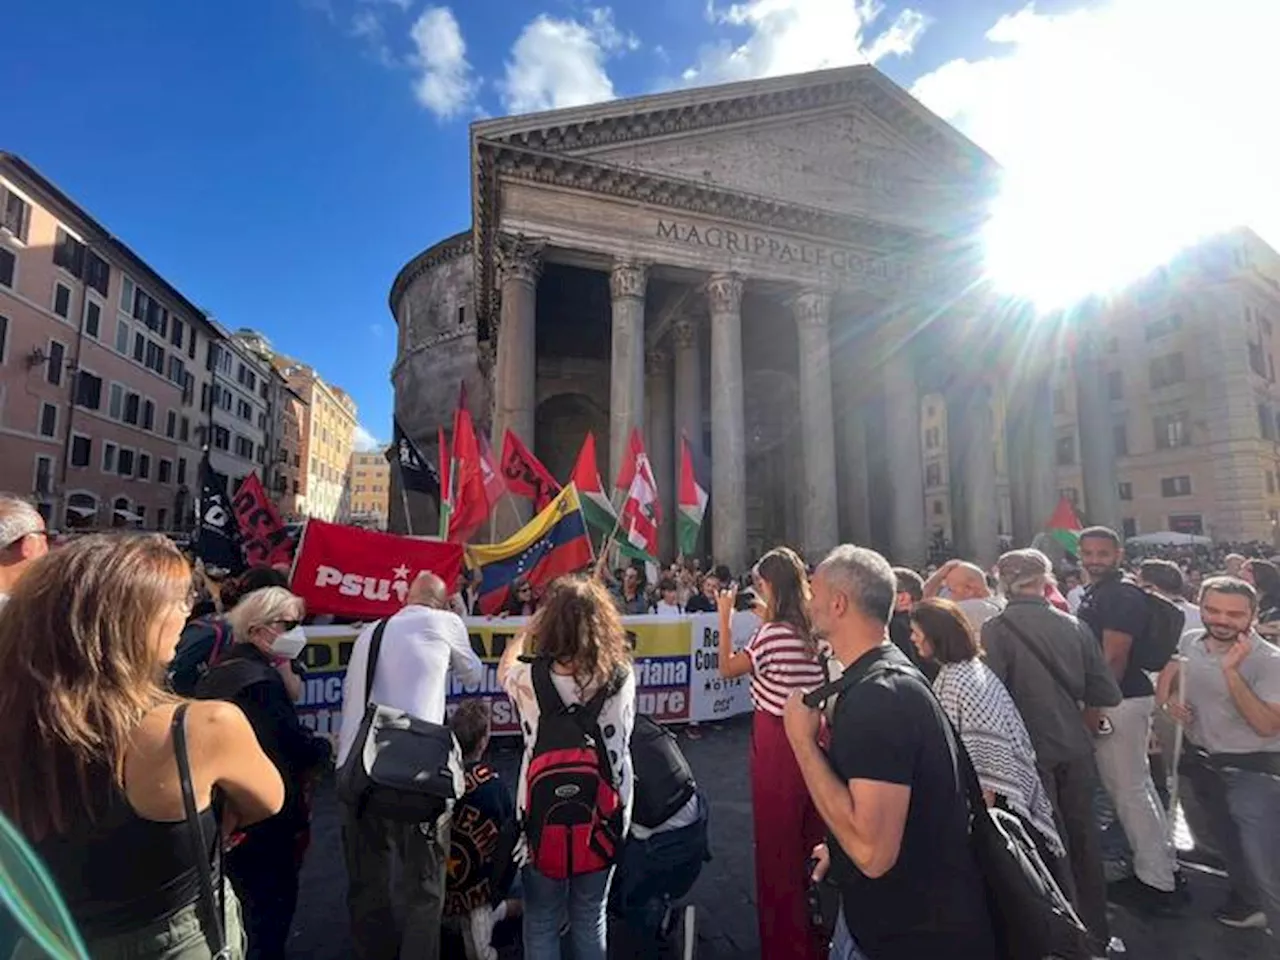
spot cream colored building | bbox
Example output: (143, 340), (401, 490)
(279, 361), (357, 522)
(348, 451), (390, 529)
(927, 228), (1280, 547)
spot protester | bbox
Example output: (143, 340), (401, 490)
(1224, 553), (1247, 578)
(909, 598), (1065, 863)
(195, 586), (330, 960)
(889, 566), (926, 670)
(500, 577), (538, 617)
(613, 566), (650, 616)
(652, 577), (684, 615)
(337, 572), (485, 960)
(1241, 559), (1280, 638)
(443, 700), (520, 960)
(169, 566), (291, 696)
(1076, 527), (1181, 913)
(675, 567), (698, 609)
(715, 546), (833, 960)
(1140, 559), (1203, 636)
(1159, 577), (1280, 934)
(0, 534), (285, 958)
(610, 715), (708, 959)
(982, 548), (1122, 953)
(1063, 569), (1086, 614)
(0, 494), (48, 607)
(923, 558), (1004, 632)
(788, 545), (996, 959)
(497, 575), (637, 960)
(684, 571), (718, 614)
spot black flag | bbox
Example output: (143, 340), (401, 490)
(392, 418), (440, 498)
(195, 458), (245, 574)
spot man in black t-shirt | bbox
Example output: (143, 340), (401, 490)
(1077, 526), (1180, 913)
(784, 545), (995, 960)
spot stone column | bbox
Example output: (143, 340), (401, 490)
(492, 235), (542, 524)
(882, 346), (928, 567)
(609, 261), (648, 487)
(949, 382), (1001, 568)
(646, 346), (675, 561)
(1075, 330), (1121, 530)
(672, 316), (704, 557)
(792, 290), (840, 560)
(707, 273), (747, 572)
(1015, 370), (1059, 544)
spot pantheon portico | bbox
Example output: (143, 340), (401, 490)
(389, 65), (1124, 570)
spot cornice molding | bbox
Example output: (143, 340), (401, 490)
(388, 231), (472, 322)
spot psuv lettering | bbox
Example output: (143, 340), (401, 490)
(314, 565), (409, 603)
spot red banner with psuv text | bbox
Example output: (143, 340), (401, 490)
(291, 519), (465, 620)
(232, 473), (294, 567)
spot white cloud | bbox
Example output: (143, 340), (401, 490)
(353, 425), (382, 452)
(909, 0), (1280, 305)
(410, 6), (476, 119)
(349, 9), (395, 67)
(500, 7), (635, 114)
(680, 0), (929, 87)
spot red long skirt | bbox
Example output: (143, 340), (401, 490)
(751, 708), (828, 960)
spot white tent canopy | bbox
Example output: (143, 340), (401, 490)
(1126, 531), (1212, 547)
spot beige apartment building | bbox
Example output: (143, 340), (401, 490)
(279, 361), (357, 522)
(926, 228), (1280, 547)
(347, 451), (390, 529)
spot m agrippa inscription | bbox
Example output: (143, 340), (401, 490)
(655, 218), (930, 287)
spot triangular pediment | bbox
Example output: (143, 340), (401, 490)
(473, 65), (997, 235)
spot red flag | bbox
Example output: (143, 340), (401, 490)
(231, 473), (294, 567)
(448, 401), (489, 542)
(291, 519), (463, 619)
(476, 431), (506, 507)
(501, 430), (562, 511)
(614, 428), (647, 493)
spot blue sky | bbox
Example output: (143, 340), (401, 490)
(2, 0), (1273, 444)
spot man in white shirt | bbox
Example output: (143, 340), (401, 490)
(0, 494), (49, 607)
(338, 572), (485, 960)
(1139, 559), (1202, 635)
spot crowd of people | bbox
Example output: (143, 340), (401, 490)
(2, 486), (1280, 960)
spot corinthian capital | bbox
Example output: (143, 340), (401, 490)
(609, 260), (648, 301)
(705, 273), (743, 315)
(791, 289), (831, 328)
(672, 316), (698, 350)
(496, 233), (544, 286)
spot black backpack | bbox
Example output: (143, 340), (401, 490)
(523, 658), (624, 879)
(1133, 587), (1185, 672)
(630, 713), (697, 830)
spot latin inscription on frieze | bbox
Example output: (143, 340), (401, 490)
(655, 218), (929, 287)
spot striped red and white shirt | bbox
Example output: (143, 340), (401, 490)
(745, 621), (827, 717)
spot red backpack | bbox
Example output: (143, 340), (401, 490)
(522, 658), (624, 879)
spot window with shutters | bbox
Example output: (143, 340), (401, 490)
(124, 391), (140, 426)
(117, 448), (135, 477)
(34, 456), (52, 496)
(142, 399), (155, 432)
(108, 383), (124, 420)
(0, 315), (8, 363)
(166, 410), (176, 438)
(70, 434), (92, 468)
(84, 250), (109, 296)
(75, 371), (102, 410)
(1119, 481), (1133, 501)
(0, 247), (14, 289)
(102, 442), (118, 473)
(53, 228), (85, 277)
(1161, 475), (1193, 497)
(138, 453), (151, 481)
(1, 189), (31, 242)
(158, 459), (172, 484)
(177, 458), (188, 485)
(84, 299), (101, 339)
(38, 403), (57, 438)
(1154, 411), (1190, 449)
(53, 282), (72, 319)
(46, 340), (65, 386)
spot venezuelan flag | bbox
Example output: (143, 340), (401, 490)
(467, 484), (595, 615)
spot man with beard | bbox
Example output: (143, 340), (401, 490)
(1159, 577), (1280, 935)
(1076, 527), (1181, 913)
(889, 567), (926, 672)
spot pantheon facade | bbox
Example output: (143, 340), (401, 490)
(389, 65), (1123, 571)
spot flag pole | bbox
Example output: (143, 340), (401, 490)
(594, 505), (626, 579)
(395, 461), (415, 536)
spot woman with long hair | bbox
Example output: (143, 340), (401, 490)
(909, 598), (1065, 866)
(0, 534), (284, 959)
(195, 586), (330, 960)
(497, 576), (637, 960)
(716, 547), (828, 960)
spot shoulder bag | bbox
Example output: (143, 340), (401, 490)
(171, 704), (231, 960)
(335, 618), (464, 823)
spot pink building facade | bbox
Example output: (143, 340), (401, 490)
(0, 154), (206, 532)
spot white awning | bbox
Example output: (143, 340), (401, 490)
(67, 505), (97, 519)
(114, 508), (143, 522)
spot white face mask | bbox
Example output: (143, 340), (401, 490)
(270, 626), (308, 660)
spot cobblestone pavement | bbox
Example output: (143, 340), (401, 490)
(290, 715), (1273, 958)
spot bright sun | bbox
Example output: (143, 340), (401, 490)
(909, 0), (1279, 311)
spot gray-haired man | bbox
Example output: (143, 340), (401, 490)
(0, 494), (49, 607)
(981, 548), (1121, 954)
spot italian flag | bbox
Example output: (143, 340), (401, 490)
(569, 432), (617, 535)
(1046, 495), (1083, 555)
(677, 435), (707, 557)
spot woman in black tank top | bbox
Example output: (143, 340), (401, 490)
(0, 535), (285, 959)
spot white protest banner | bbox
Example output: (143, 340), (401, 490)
(686, 611), (758, 724)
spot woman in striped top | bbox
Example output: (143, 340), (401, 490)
(717, 547), (828, 960)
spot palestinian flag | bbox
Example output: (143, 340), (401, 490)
(1046, 496), (1083, 555)
(569, 432), (616, 534)
(677, 435), (707, 557)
